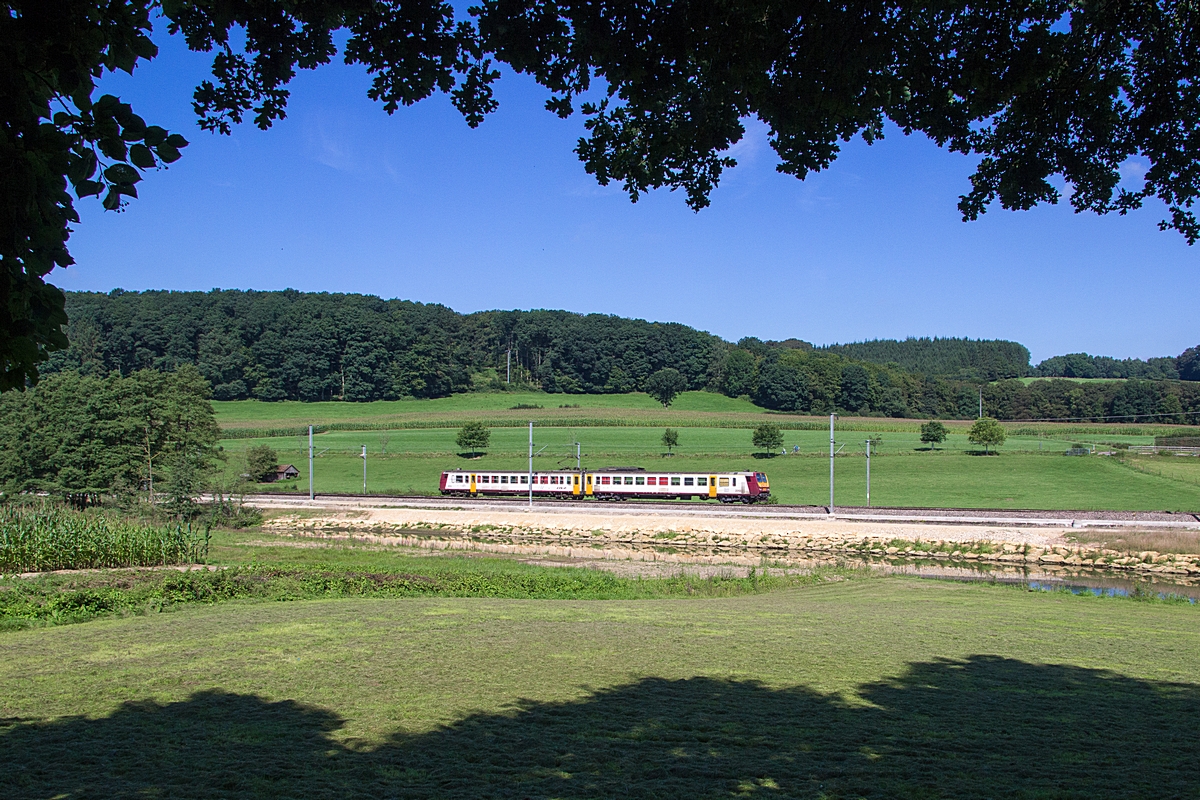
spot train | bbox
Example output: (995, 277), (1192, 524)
(439, 467), (770, 502)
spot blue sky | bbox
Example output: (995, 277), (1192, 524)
(60, 25), (1198, 364)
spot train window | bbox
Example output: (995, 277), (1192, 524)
(624, 477), (633, 484)
(697, 477), (707, 486)
(646, 477), (656, 485)
(684, 477), (694, 486)
(574, 475), (580, 485)
(732, 478), (737, 485)
(601, 476), (611, 484)
(500, 475), (508, 484)
(636, 477), (645, 485)
(670, 477), (681, 486)
(719, 477), (729, 487)
(519, 476), (527, 484)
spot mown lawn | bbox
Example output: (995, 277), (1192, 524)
(2, 578), (1197, 798)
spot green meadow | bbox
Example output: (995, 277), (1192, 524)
(4, 501), (1198, 798)
(2, 571), (1197, 798)
(211, 393), (1200, 510)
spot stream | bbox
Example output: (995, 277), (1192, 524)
(275, 528), (1200, 602)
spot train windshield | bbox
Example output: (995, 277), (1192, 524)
(755, 473), (767, 481)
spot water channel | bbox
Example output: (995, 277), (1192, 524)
(280, 528), (1200, 603)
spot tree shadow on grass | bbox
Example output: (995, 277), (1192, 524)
(4, 655), (1199, 798)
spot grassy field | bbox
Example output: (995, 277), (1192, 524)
(218, 425), (1157, 457)
(1012, 376), (1126, 385)
(2, 570), (1197, 798)
(210, 393), (1200, 510)
(215, 427), (1200, 511)
(213, 391), (1198, 437)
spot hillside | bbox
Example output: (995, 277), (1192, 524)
(41, 290), (1199, 423)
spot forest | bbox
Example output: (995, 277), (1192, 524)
(47, 291), (722, 402)
(816, 338), (1031, 381)
(37, 290), (1200, 423)
(0, 366), (220, 507)
(1031, 350), (1198, 380)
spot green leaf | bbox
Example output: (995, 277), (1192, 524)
(129, 144), (156, 169)
(143, 126), (168, 146)
(98, 137), (127, 162)
(95, 95), (120, 114)
(102, 189), (122, 211)
(120, 113), (148, 141)
(155, 144), (182, 164)
(103, 164), (141, 185)
(164, 133), (189, 149)
(65, 150), (98, 184)
(74, 180), (105, 197)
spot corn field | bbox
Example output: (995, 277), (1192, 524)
(0, 504), (209, 573)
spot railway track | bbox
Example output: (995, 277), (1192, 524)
(240, 492), (1200, 530)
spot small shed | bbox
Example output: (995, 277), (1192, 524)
(269, 464), (300, 482)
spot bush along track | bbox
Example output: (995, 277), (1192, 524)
(0, 563), (853, 630)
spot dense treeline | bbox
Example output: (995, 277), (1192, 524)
(710, 341), (1200, 423)
(817, 338), (1032, 381)
(1032, 348), (1199, 380)
(0, 366), (220, 506)
(37, 290), (1200, 423)
(47, 291), (722, 401)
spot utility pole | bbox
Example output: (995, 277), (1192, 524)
(308, 426), (314, 500)
(576, 442), (581, 471)
(507, 349), (511, 384)
(361, 445), (367, 494)
(528, 421), (534, 506)
(864, 439), (871, 508)
(829, 413), (837, 513)
(978, 387), (983, 419)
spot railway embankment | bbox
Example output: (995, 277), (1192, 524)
(262, 507), (1200, 583)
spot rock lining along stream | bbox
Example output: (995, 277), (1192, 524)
(264, 508), (1200, 599)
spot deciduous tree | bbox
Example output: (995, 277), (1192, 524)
(245, 445), (279, 483)
(645, 368), (687, 408)
(7, 0), (1200, 390)
(752, 423), (784, 456)
(0, 366), (219, 504)
(920, 421), (948, 450)
(661, 428), (679, 455)
(456, 422), (490, 456)
(968, 417), (1006, 454)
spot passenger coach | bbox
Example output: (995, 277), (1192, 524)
(440, 467), (770, 502)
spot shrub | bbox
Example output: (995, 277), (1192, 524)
(245, 445), (279, 482)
